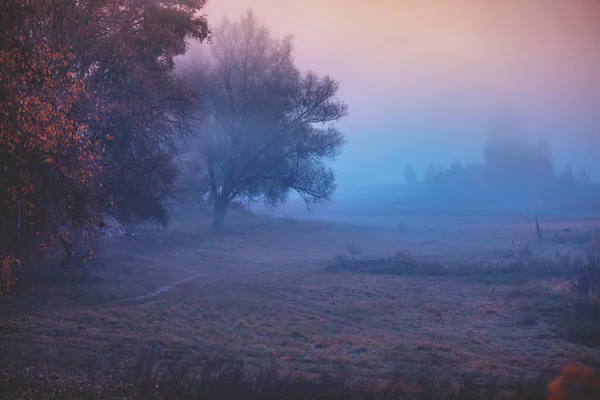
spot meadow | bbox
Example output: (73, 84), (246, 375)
(1, 203), (599, 398)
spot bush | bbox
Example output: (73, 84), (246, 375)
(572, 253), (600, 307)
(326, 248), (580, 281)
(557, 253), (600, 347)
(394, 250), (417, 266)
(326, 250), (450, 277)
(548, 364), (600, 400)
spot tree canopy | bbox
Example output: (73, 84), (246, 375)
(0, 0), (210, 292)
(185, 10), (348, 230)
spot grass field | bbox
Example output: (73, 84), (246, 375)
(1, 204), (600, 398)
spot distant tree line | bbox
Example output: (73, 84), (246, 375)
(403, 134), (596, 206)
(0, 4), (348, 292)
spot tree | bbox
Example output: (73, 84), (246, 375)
(576, 168), (592, 184)
(424, 163), (437, 184)
(0, 0), (210, 291)
(403, 165), (418, 185)
(59, 0), (210, 226)
(0, 44), (100, 291)
(176, 143), (212, 212)
(558, 164), (576, 186)
(186, 10), (348, 230)
(1, 1), (104, 284)
(483, 134), (555, 189)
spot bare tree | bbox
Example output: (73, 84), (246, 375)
(187, 10), (348, 230)
(346, 243), (363, 262)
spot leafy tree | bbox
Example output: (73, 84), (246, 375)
(186, 10), (348, 230)
(0, 0), (209, 291)
(57, 0), (210, 226)
(1, 2), (104, 284)
(0, 45), (100, 291)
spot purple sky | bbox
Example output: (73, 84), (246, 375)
(194, 0), (600, 185)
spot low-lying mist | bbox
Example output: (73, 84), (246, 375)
(2, 1), (600, 399)
(259, 129), (600, 228)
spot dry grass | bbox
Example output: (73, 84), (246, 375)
(1, 207), (600, 397)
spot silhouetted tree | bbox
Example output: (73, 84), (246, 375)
(576, 168), (592, 183)
(424, 163), (437, 184)
(403, 165), (418, 185)
(558, 164), (576, 186)
(438, 161), (466, 192)
(186, 10), (348, 230)
(483, 134), (555, 190)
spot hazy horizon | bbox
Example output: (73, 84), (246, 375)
(4, 1), (600, 394)
(185, 0), (600, 187)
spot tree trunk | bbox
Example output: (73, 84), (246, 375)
(211, 197), (229, 232)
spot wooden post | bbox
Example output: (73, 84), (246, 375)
(535, 214), (543, 240)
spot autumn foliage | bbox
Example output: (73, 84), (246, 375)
(548, 365), (600, 400)
(0, 0), (210, 292)
(0, 20), (102, 284)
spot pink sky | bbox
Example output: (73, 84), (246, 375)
(197, 0), (600, 184)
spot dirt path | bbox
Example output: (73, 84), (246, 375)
(116, 271), (252, 307)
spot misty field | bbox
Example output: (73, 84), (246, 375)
(1, 205), (599, 397)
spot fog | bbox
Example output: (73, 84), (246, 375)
(4, 0), (600, 397)
(200, 0), (600, 190)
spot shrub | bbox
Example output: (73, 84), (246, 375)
(556, 254), (600, 347)
(346, 243), (363, 262)
(548, 365), (600, 400)
(572, 253), (600, 308)
(394, 250), (417, 266)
